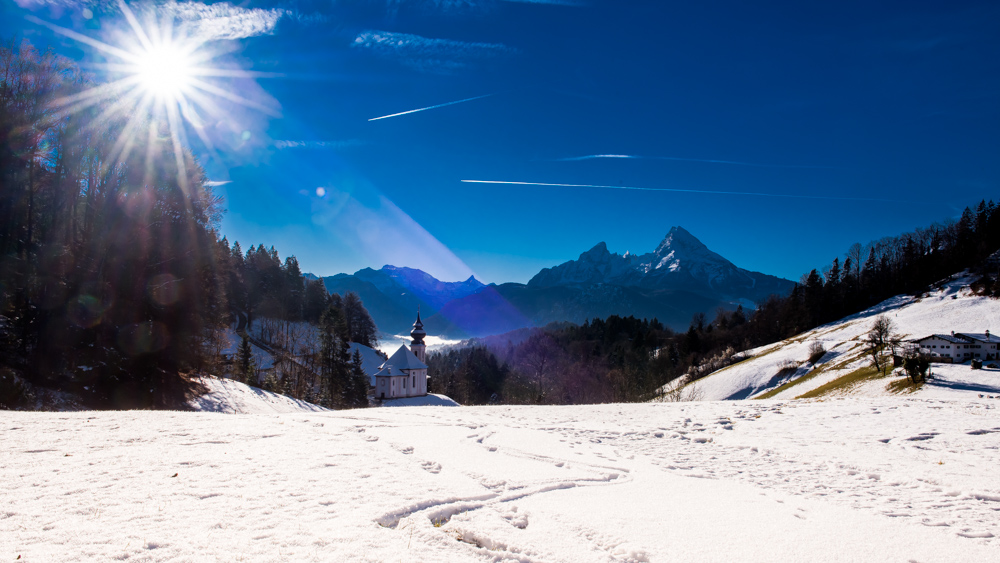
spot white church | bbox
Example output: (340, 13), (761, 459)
(372, 312), (430, 400)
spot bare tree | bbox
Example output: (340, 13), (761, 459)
(846, 242), (865, 281)
(864, 315), (897, 375)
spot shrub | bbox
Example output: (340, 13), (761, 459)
(903, 355), (930, 384)
(776, 359), (799, 378)
(807, 341), (826, 364)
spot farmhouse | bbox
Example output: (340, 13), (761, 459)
(911, 331), (1000, 362)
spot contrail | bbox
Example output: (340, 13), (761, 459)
(461, 180), (893, 202)
(369, 94), (494, 121)
(551, 154), (837, 169)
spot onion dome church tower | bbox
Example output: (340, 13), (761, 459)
(410, 309), (427, 363)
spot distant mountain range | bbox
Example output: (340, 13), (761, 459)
(309, 227), (795, 338)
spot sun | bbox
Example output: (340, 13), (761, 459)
(132, 42), (194, 101)
(27, 0), (280, 196)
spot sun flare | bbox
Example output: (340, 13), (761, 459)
(26, 0), (279, 195)
(133, 42), (194, 100)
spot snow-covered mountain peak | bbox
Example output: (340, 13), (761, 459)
(651, 226), (728, 267)
(580, 241), (611, 261)
(527, 227), (794, 303)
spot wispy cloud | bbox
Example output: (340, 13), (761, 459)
(369, 93), (494, 121)
(162, 1), (288, 40)
(550, 154), (837, 169)
(274, 139), (368, 149)
(14, 0), (97, 8)
(352, 30), (514, 73)
(461, 180), (890, 202)
(205, 180), (231, 187)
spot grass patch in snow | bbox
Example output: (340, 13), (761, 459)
(797, 364), (883, 399)
(887, 377), (923, 395)
(754, 345), (863, 400)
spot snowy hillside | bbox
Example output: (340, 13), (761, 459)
(686, 272), (1000, 401)
(4, 398), (998, 561)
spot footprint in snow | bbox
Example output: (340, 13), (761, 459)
(957, 530), (994, 539)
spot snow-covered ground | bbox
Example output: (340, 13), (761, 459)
(188, 376), (328, 414)
(3, 397), (999, 562)
(688, 273), (1000, 401)
(379, 393), (460, 407)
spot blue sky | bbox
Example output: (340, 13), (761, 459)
(4, 0), (999, 284)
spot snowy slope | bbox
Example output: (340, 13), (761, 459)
(687, 272), (1000, 401)
(379, 393), (460, 407)
(188, 376), (328, 414)
(3, 398), (999, 562)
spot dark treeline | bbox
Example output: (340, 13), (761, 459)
(0, 39), (376, 409)
(430, 203), (1000, 405)
(0, 39), (226, 407)
(429, 317), (683, 405)
(214, 239), (377, 348)
(744, 201), (1000, 345)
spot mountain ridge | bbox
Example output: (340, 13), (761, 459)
(529, 226), (793, 304)
(307, 227), (795, 338)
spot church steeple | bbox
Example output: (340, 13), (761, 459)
(410, 308), (427, 362)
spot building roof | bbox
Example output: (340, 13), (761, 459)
(956, 332), (1000, 343)
(410, 310), (426, 344)
(912, 332), (999, 345)
(912, 334), (967, 344)
(380, 345), (428, 371)
(374, 365), (408, 377)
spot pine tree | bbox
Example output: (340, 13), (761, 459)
(237, 336), (257, 386)
(349, 349), (370, 408)
(261, 371), (279, 392)
(318, 303), (350, 408)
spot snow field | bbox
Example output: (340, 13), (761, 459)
(688, 273), (1000, 401)
(3, 397), (999, 562)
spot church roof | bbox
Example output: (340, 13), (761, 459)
(374, 365), (408, 377)
(410, 310), (426, 342)
(380, 345), (428, 371)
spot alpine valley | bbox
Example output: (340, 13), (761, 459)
(312, 227), (795, 338)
